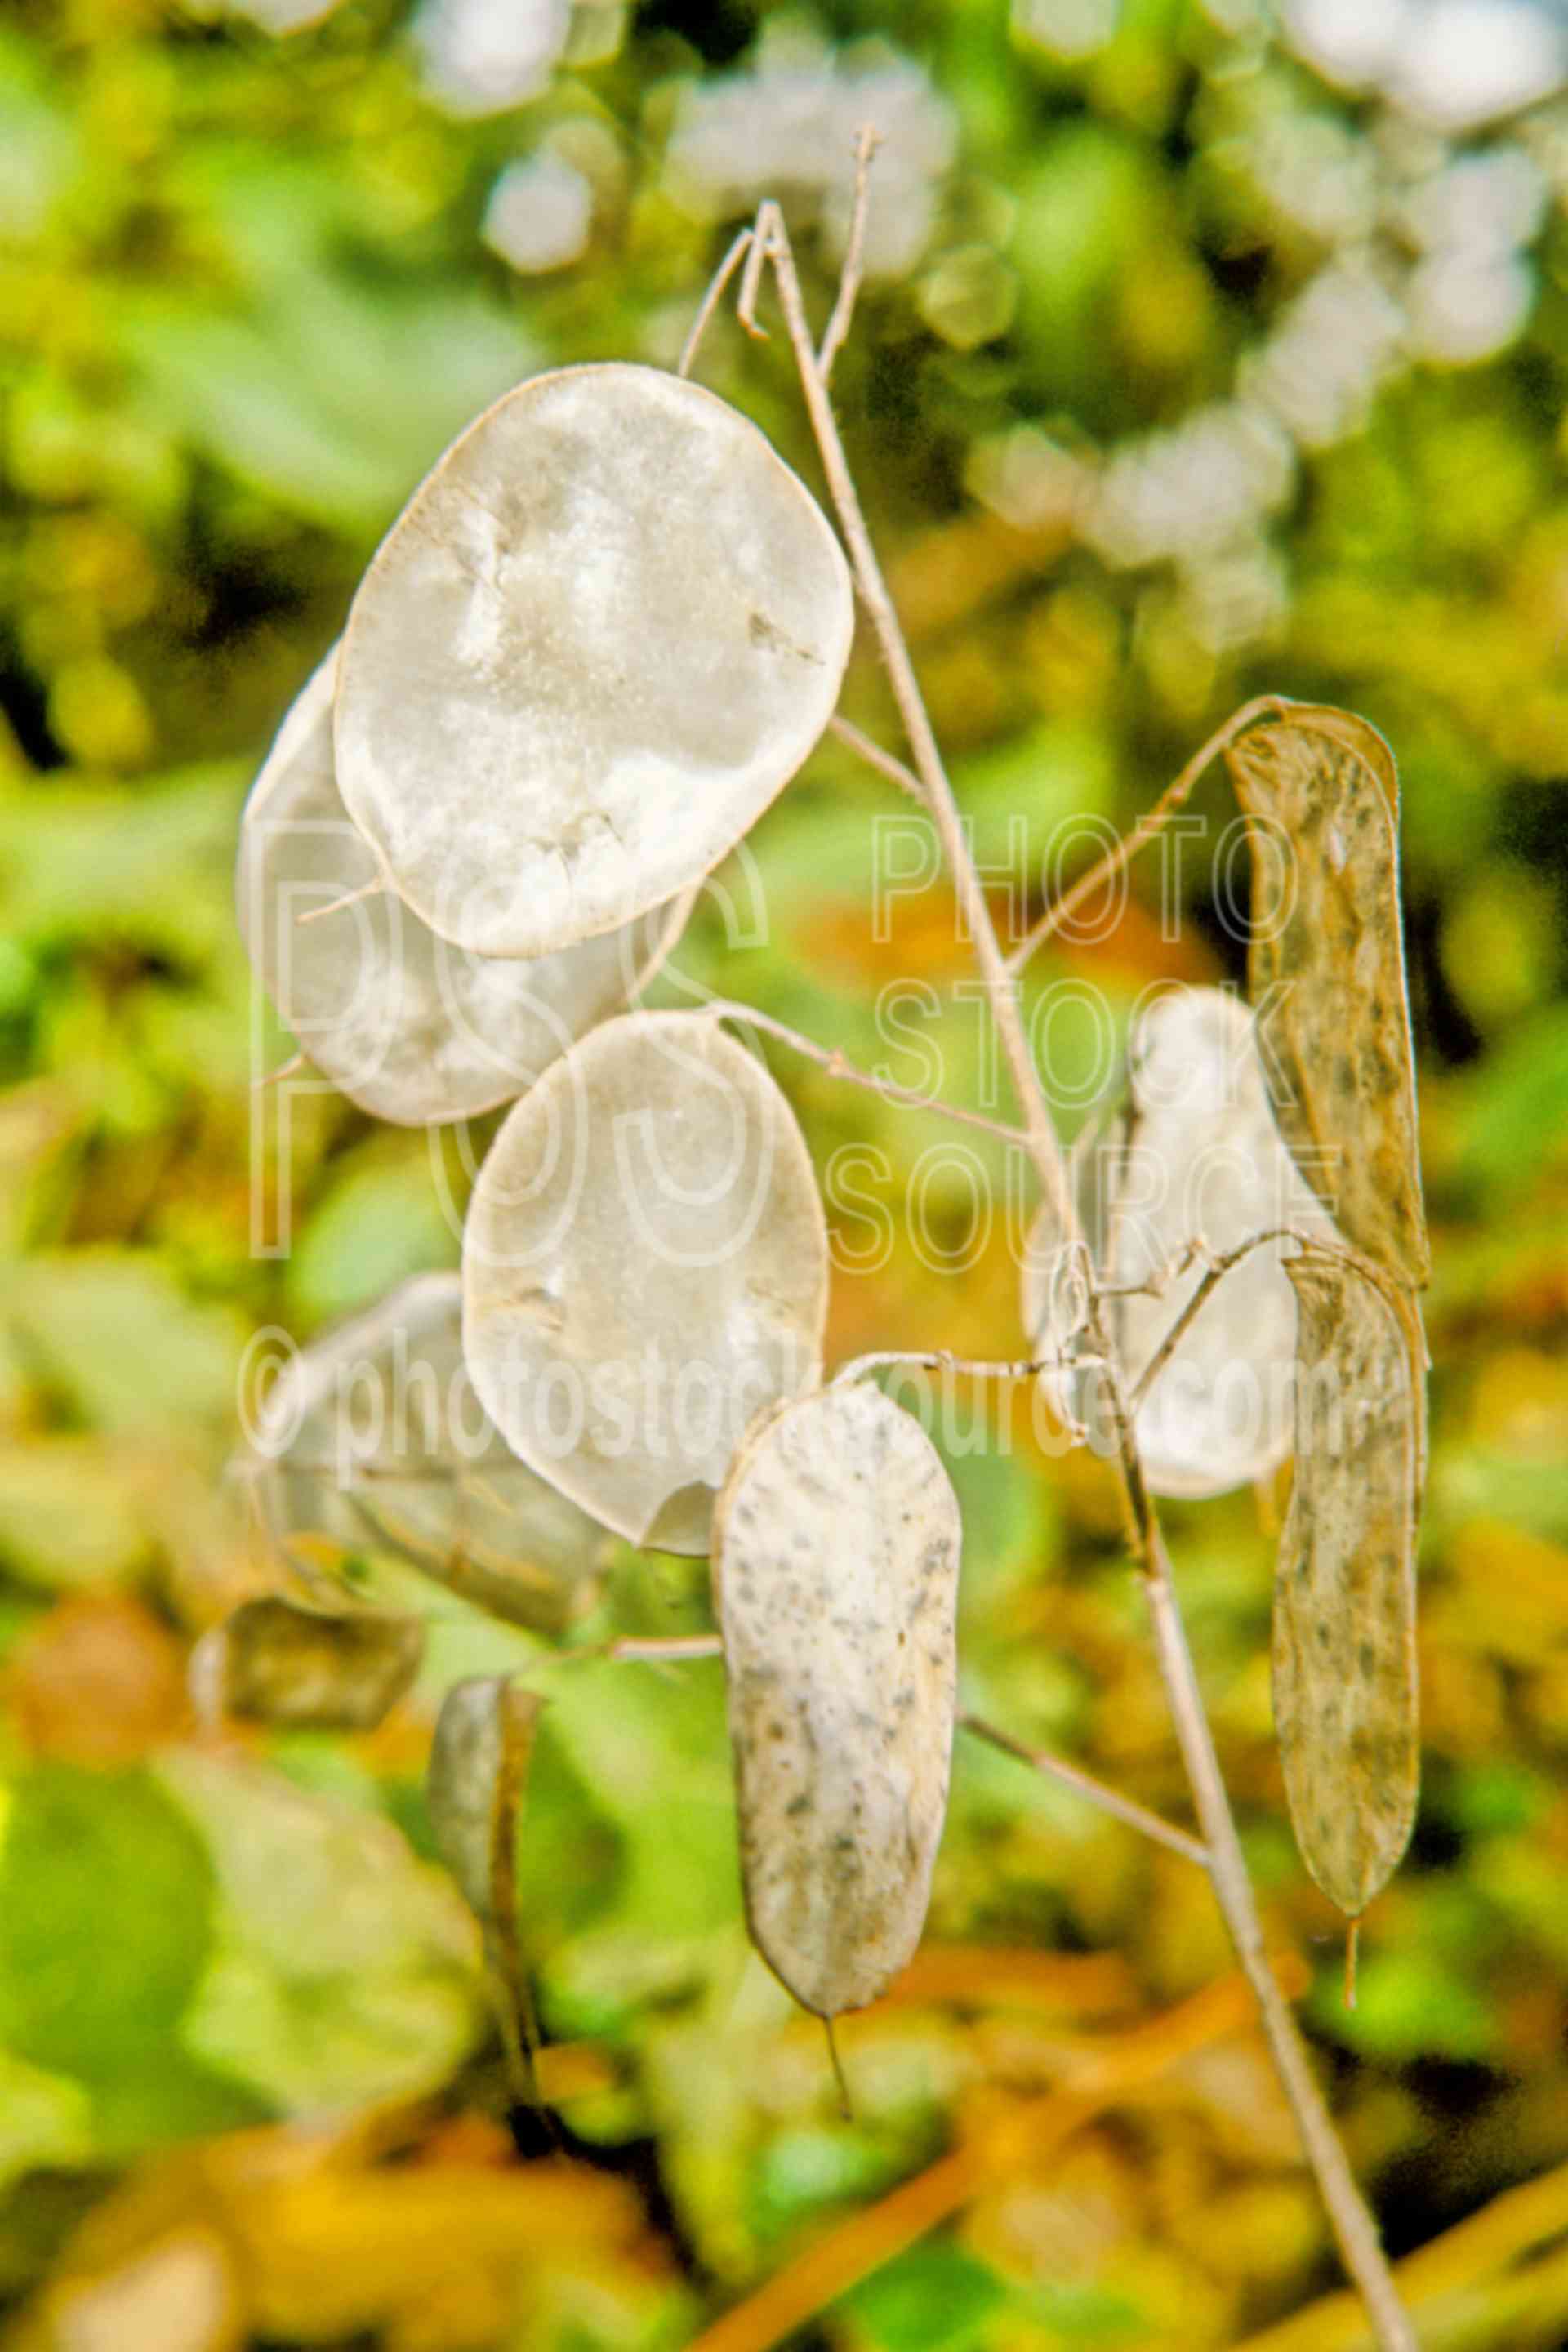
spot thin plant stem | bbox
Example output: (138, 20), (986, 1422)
(834, 1345), (1094, 1385)
(960, 1713), (1209, 1869)
(745, 199), (1417, 2352)
(251, 1050), (306, 1089)
(296, 875), (384, 925)
(1126, 1226), (1407, 1418)
(828, 712), (929, 805)
(704, 996), (1032, 1149)
(677, 227), (757, 380)
(1003, 696), (1291, 976)
(817, 125), (880, 382)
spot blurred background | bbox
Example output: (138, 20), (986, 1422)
(2, 1), (1568, 2347)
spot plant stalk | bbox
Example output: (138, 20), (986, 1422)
(754, 202), (1417, 2352)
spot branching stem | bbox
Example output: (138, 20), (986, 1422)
(1003, 696), (1290, 975)
(742, 196), (1416, 2352)
(960, 1713), (1209, 1869)
(703, 997), (1031, 1149)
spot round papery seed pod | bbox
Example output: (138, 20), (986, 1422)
(244, 1272), (608, 1633)
(333, 363), (855, 960)
(237, 648), (684, 1127)
(462, 1010), (829, 1555)
(1022, 986), (1339, 1497)
(711, 1383), (960, 2018)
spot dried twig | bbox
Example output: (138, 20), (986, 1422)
(827, 712), (929, 805)
(702, 997), (1031, 1149)
(677, 227), (757, 381)
(1004, 696), (1290, 975)
(295, 875), (384, 926)
(960, 1713), (1209, 1869)
(833, 1344), (1094, 1386)
(817, 124), (880, 383)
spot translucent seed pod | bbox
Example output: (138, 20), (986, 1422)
(1022, 986), (1339, 1497)
(334, 363), (855, 960)
(712, 1383), (961, 2017)
(243, 1272), (609, 1633)
(237, 649), (684, 1126)
(462, 1011), (829, 1555)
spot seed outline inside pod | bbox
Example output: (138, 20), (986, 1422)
(711, 1383), (961, 2018)
(237, 648), (684, 1126)
(1022, 986), (1339, 1496)
(334, 362), (856, 960)
(462, 1010), (830, 1556)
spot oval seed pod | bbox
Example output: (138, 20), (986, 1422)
(1225, 707), (1429, 1290)
(711, 1383), (961, 2018)
(237, 648), (684, 1126)
(247, 1272), (609, 1633)
(463, 1011), (829, 1555)
(335, 363), (855, 960)
(1273, 1254), (1423, 1917)
(1022, 987), (1339, 1496)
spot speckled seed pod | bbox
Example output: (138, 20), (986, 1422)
(1226, 708), (1429, 1291)
(1273, 1255), (1423, 1918)
(334, 363), (854, 960)
(711, 1383), (961, 2018)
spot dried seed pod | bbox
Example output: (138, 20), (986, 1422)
(191, 1596), (424, 1731)
(247, 1272), (608, 1633)
(710, 1383), (960, 2018)
(1273, 1255), (1423, 1917)
(1226, 708), (1429, 1290)
(426, 1675), (545, 2105)
(237, 648), (683, 1126)
(426, 1676), (543, 1927)
(1022, 987), (1338, 1495)
(334, 363), (854, 959)
(463, 1011), (829, 1555)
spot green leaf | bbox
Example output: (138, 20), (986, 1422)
(6, 1253), (246, 1439)
(0, 1766), (216, 2083)
(158, 1748), (483, 2114)
(842, 2239), (1008, 2351)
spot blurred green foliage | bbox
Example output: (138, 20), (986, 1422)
(2, 1), (1567, 2348)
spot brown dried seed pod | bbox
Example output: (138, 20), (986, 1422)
(463, 1011), (829, 1556)
(1226, 708), (1430, 1290)
(247, 1272), (609, 1633)
(426, 1676), (544, 1930)
(1022, 987), (1338, 1496)
(1273, 1254), (1423, 1918)
(237, 649), (682, 1127)
(191, 1597), (425, 1731)
(426, 1675), (546, 2105)
(710, 1383), (961, 2018)
(335, 363), (855, 960)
